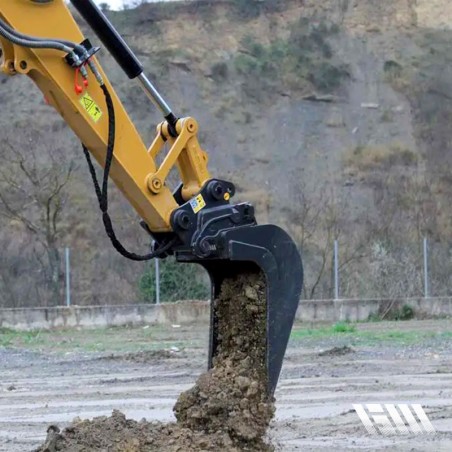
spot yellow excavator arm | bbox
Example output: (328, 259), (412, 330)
(0, 0), (303, 395)
(0, 0), (210, 233)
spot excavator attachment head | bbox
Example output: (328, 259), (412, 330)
(171, 179), (303, 395)
(201, 225), (303, 395)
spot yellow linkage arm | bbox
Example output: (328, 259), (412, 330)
(0, 0), (210, 233)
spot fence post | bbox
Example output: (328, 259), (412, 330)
(423, 237), (429, 298)
(155, 258), (160, 305)
(334, 240), (339, 300)
(65, 247), (71, 307)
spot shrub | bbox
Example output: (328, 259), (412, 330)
(389, 304), (415, 321)
(234, 54), (258, 75)
(139, 257), (209, 303)
(400, 304), (415, 320)
(232, 0), (262, 20)
(383, 60), (408, 90)
(384, 60), (403, 79)
(211, 62), (229, 82)
(308, 62), (349, 92)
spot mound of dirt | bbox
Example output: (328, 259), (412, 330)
(318, 345), (354, 357)
(38, 410), (237, 452)
(37, 272), (275, 452)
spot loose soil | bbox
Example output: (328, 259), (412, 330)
(174, 272), (274, 450)
(37, 272), (274, 452)
(100, 350), (176, 364)
(318, 346), (354, 357)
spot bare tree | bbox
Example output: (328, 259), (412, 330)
(284, 176), (370, 300)
(285, 159), (410, 300)
(0, 129), (75, 306)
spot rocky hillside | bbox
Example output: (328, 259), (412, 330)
(0, 0), (451, 306)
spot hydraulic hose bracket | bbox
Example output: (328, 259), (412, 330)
(70, 0), (173, 118)
(64, 38), (100, 68)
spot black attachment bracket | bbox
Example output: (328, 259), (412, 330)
(65, 38), (100, 68)
(169, 179), (256, 259)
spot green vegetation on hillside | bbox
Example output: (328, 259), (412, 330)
(232, 18), (349, 96)
(231, 0), (285, 20)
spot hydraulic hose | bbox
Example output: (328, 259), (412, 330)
(0, 18), (73, 53)
(82, 84), (178, 261)
(0, 18), (77, 49)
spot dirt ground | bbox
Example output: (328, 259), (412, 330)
(0, 319), (451, 451)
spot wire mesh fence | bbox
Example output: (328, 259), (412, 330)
(0, 237), (450, 309)
(296, 237), (452, 302)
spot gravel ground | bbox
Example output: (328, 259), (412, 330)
(0, 319), (451, 451)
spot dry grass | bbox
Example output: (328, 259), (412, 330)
(343, 142), (418, 174)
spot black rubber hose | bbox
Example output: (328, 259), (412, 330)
(0, 17), (77, 49)
(82, 84), (177, 261)
(0, 20), (73, 53)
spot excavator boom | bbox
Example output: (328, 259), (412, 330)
(0, 0), (303, 394)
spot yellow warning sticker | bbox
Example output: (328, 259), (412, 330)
(79, 93), (103, 123)
(190, 194), (206, 214)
